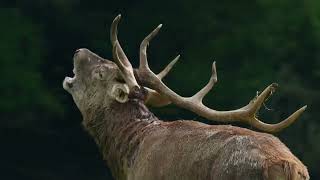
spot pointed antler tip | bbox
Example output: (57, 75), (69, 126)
(158, 24), (163, 28)
(171, 55), (180, 64)
(212, 61), (217, 70)
(301, 105), (308, 111)
(211, 61), (218, 82)
(114, 14), (121, 22)
(271, 82), (279, 88)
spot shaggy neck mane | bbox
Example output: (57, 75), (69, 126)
(82, 89), (159, 179)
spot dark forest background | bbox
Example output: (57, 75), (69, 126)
(1, 0), (319, 179)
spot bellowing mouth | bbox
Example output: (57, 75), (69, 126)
(63, 49), (82, 91)
(63, 76), (75, 90)
(63, 65), (76, 91)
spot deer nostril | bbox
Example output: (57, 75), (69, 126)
(75, 49), (81, 54)
(67, 81), (73, 88)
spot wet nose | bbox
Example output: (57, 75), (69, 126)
(74, 48), (90, 59)
(75, 48), (88, 54)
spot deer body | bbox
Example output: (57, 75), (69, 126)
(82, 95), (307, 180)
(63, 15), (309, 179)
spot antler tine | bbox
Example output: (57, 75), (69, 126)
(189, 61), (218, 103)
(110, 14), (131, 67)
(112, 42), (126, 73)
(239, 83), (307, 133)
(139, 24), (162, 71)
(245, 83), (279, 114)
(110, 15), (139, 91)
(110, 14), (121, 45)
(157, 55), (180, 80)
(250, 105), (307, 133)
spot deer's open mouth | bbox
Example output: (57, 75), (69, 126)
(63, 76), (75, 90)
(63, 52), (78, 91)
(63, 69), (76, 91)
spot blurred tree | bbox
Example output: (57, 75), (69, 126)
(0, 8), (63, 128)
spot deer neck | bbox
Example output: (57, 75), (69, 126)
(82, 99), (158, 179)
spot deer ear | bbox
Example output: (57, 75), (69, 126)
(110, 83), (130, 103)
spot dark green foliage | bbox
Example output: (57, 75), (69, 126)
(1, 0), (319, 179)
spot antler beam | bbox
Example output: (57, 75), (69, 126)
(136, 24), (307, 133)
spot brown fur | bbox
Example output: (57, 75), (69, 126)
(82, 90), (308, 180)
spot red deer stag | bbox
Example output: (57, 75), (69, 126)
(63, 15), (309, 180)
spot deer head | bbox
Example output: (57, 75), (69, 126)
(63, 14), (306, 133)
(62, 47), (129, 115)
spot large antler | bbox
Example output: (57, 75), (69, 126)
(110, 15), (307, 133)
(136, 23), (307, 133)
